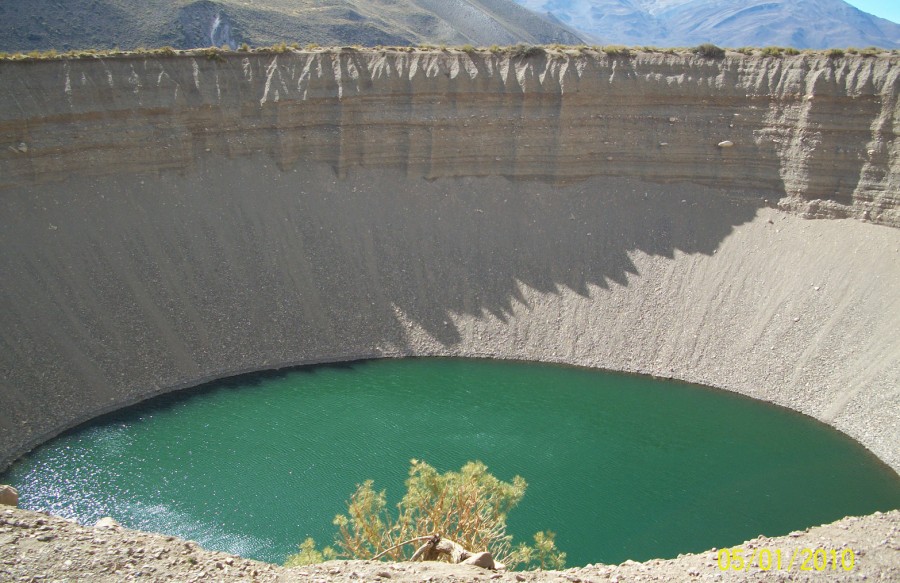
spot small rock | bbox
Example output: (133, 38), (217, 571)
(516, 575), (526, 582)
(463, 551), (500, 570)
(95, 517), (120, 529)
(717, 140), (734, 148)
(0, 485), (18, 507)
(376, 571), (392, 578)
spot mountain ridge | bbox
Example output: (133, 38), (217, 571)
(0, 0), (583, 53)
(514, 0), (900, 48)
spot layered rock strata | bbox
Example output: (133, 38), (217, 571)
(0, 50), (897, 482)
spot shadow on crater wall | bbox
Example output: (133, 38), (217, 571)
(0, 156), (764, 470)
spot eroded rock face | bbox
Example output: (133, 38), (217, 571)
(0, 50), (897, 479)
(1, 50), (897, 225)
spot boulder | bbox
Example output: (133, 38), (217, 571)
(95, 517), (121, 529)
(461, 552), (505, 570)
(0, 484), (18, 507)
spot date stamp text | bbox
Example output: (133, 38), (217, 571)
(717, 547), (855, 572)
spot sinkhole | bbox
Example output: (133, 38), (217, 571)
(3, 358), (899, 567)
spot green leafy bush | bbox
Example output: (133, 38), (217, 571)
(285, 538), (338, 567)
(694, 43), (725, 59)
(286, 460), (565, 570)
(510, 44), (546, 58)
(513, 531), (567, 570)
(200, 47), (225, 61)
(826, 48), (845, 59)
(602, 45), (631, 57)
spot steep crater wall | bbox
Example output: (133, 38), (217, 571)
(0, 50), (898, 476)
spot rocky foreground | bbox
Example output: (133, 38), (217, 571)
(1, 506), (897, 582)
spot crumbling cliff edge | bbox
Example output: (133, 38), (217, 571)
(0, 49), (897, 495)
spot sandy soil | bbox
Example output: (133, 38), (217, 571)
(1, 506), (897, 582)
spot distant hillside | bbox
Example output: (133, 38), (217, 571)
(514, 0), (900, 48)
(0, 0), (583, 53)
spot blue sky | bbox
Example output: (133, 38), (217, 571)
(844, 0), (900, 24)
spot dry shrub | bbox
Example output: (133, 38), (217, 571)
(286, 460), (565, 570)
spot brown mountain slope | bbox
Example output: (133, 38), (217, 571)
(0, 0), (583, 53)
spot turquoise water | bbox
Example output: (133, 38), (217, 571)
(3, 358), (899, 566)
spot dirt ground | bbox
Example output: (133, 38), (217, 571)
(1, 506), (897, 582)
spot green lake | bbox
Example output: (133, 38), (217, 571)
(3, 358), (899, 566)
